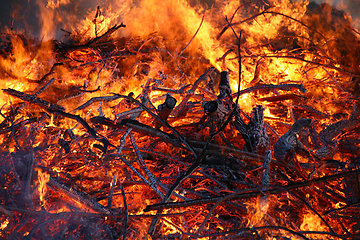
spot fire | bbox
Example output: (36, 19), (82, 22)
(37, 169), (50, 207)
(0, 218), (10, 231)
(0, 0), (360, 239)
(300, 211), (327, 238)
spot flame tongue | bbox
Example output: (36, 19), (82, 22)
(37, 169), (50, 207)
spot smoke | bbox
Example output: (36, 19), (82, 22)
(0, 0), (359, 40)
(310, 0), (360, 28)
(0, 0), (113, 39)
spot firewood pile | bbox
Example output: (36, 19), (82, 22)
(1, 1), (360, 239)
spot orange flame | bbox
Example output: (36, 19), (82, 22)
(37, 169), (50, 207)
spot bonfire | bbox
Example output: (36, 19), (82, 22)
(1, 0), (360, 239)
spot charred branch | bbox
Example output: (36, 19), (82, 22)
(232, 83), (307, 100)
(234, 105), (270, 154)
(274, 118), (312, 162)
(144, 168), (360, 212)
(3, 88), (65, 112)
(47, 177), (113, 214)
(315, 104), (360, 160)
(153, 93), (177, 129)
(173, 67), (215, 117)
(121, 119), (183, 148)
(56, 23), (126, 52)
(0, 118), (37, 135)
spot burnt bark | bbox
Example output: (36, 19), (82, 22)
(153, 93), (177, 129)
(273, 118), (312, 162)
(315, 104), (360, 160)
(234, 105), (270, 154)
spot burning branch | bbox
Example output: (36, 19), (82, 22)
(57, 23), (126, 52)
(3, 88), (111, 152)
(145, 168), (360, 211)
(47, 177), (112, 214)
(274, 118), (312, 162)
(3, 88), (65, 112)
(173, 67), (215, 117)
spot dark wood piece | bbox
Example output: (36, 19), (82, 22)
(234, 105), (270, 154)
(274, 118), (312, 162)
(153, 93), (177, 129)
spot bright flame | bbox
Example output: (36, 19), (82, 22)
(37, 169), (50, 207)
(0, 218), (9, 231)
(300, 211), (327, 238)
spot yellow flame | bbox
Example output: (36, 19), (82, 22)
(37, 169), (50, 207)
(0, 218), (9, 231)
(300, 211), (327, 239)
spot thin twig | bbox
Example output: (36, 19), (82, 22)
(107, 175), (117, 209)
(115, 154), (164, 198)
(0, 118), (37, 135)
(0, 204), (195, 219)
(288, 190), (336, 234)
(145, 168), (360, 211)
(129, 131), (159, 189)
(73, 95), (121, 111)
(37, 62), (64, 83)
(187, 225), (310, 239)
(24, 216), (68, 240)
(58, 23), (126, 52)
(173, 67), (215, 118)
(34, 77), (57, 96)
(179, 11), (206, 56)
(223, 10), (326, 41)
(232, 83), (307, 100)
(47, 177), (113, 214)
(0, 205), (12, 216)
(0, 106), (22, 150)
(111, 93), (197, 158)
(122, 119), (182, 149)
(120, 184), (128, 240)
(240, 54), (353, 74)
